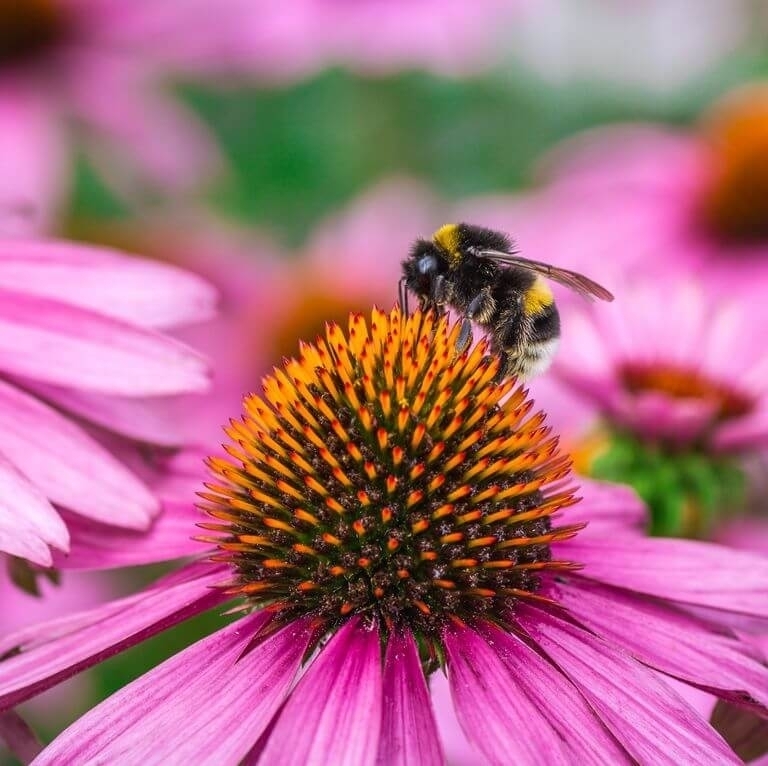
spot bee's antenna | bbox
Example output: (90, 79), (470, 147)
(398, 277), (410, 315)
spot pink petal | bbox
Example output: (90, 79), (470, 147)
(0, 569), (112, 633)
(0, 562), (228, 711)
(444, 622), (571, 765)
(567, 536), (768, 618)
(0, 240), (216, 328)
(377, 630), (443, 766)
(34, 613), (312, 766)
(54, 501), (205, 570)
(0, 380), (157, 529)
(714, 518), (768, 558)
(516, 605), (741, 764)
(258, 618), (382, 766)
(0, 452), (68, 566)
(555, 576), (768, 715)
(560, 478), (646, 536)
(428, 672), (480, 766)
(0, 288), (210, 396)
(473, 621), (631, 763)
(0, 78), (69, 236)
(19, 379), (186, 446)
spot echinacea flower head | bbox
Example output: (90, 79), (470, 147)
(0, 0), (224, 234)
(4, 308), (768, 765)
(201, 308), (577, 654)
(0, 237), (215, 578)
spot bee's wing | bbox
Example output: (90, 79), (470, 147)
(480, 250), (614, 302)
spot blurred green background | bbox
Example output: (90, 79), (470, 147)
(70, 56), (768, 248)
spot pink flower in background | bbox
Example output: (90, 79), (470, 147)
(521, 83), (768, 277)
(548, 273), (768, 452)
(0, 0), (226, 235)
(451, 107), (768, 531)
(0, 237), (215, 574)
(205, 0), (527, 82)
(1, 309), (767, 765)
(104, 181), (444, 444)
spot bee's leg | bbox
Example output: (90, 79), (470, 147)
(456, 289), (495, 353)
(467, 288), (495, 323)
(496, 349), (519, 382)
(456, 318), (473, 353)
(431, 275), (449, 307)
(398, 278), (410, 315)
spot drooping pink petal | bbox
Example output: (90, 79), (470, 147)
(377, 630), (443, 766)
(473, 621), (632, 763)
(444, 622), (571, 765)
(428, 672), (481, 766)
(567, 536), (768, 618)
(0, 78), (69, 237)
(0, 240), (216, 328)
(19, 379), (186, 447)
(515, 605), (740, 765)
(560, 478), (646, 536)
(0, 562), (228, 711)
(0, 380), (157, 529)
(258, 618), (383, 766)
(54, 500), (204, 569)
(0, 288), (210, 396)
(714, 517), (768, 557)
(33, 613), (313, 766)
(554, 576), (768, 715)
(0, 452), (68, 566)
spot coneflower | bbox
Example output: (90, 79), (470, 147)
(1, 308), (766, 765)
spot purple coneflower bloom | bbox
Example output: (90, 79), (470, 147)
(0, 237), (215, 575)
(551, 272), (768, 453)
(0, 308), (766, 764)
(0, 0), (225, 234)
(503, 83), (768, 279)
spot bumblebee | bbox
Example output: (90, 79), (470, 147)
(400, 223), (614, 380)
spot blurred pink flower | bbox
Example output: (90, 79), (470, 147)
(113, 181), (444, 444)
(525, 84), (768, 277)
(0, 237), (216, 573)
(208, 0), (527, 81)
(0, 0), (226, 234)
(1, 309), (767, 764)
(551, 274), (768, 452)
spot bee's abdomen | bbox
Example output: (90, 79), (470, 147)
(529, 302), (560, 345)
(509, 303), (561, 380)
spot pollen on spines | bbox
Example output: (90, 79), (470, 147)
(199, 307), (581, 646)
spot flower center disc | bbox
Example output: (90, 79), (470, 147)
(619, 361), (753, 421)
(0, 0), (67, 65)
(201, 309), (581, 644)
(698, 85), (768, 244)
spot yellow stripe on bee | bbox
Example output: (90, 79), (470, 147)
(523, 277), (554, 315)
(433, 223), (462, 267)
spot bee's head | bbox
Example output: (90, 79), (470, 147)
(402, 238), (447, 298)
